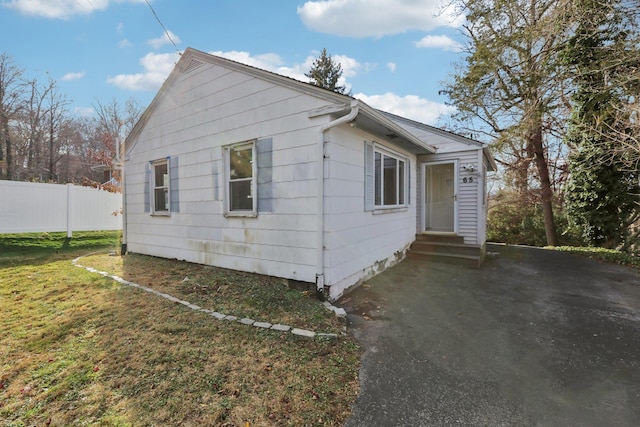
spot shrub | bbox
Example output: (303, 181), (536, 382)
(487, 190), (583, 247)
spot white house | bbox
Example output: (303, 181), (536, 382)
(123, 48), (496, 301)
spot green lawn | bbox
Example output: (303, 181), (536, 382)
(0, 231), (121, 265)
(0, 232), (360, 426)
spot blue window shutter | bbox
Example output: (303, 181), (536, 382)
(257, 137), (273, 213)
(364, 141), (374, 211)
(144, 162), (150, 213)
(169, 156), (179, 212)
(407, 159), (411, 206)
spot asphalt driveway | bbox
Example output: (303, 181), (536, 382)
(338, 244), (640, 426)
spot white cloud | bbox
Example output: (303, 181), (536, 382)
(147, 30), (181, 50)
(355, 92), (456, 125)
(107, 52), (180, 91)
(333, 54), (361, 78)
(60, 71), (85, 81)
(2, 0), (143, 19)
(414, 35), (463, 52)
(118, 38), (132, 48)
(297, 0), (464, 38)
(116, 22), (124, 33)
(387, 62), (396, 72)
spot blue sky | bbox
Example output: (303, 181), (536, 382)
(0, 0), (467, 125)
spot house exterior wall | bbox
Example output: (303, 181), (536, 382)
(388, 117), (487, 247)
(125, 60), (335, 283)
(324, 125), (418, 300)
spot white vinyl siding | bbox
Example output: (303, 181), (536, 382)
(126, 56), (330, 284)
(325, 126), (417, 299)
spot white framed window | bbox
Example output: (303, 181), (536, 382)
(151, 159), (170, 215)
(224, 140), (257, 216)
(373, 146), (407, 208)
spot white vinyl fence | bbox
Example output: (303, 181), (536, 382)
(0, 181), (122, 236)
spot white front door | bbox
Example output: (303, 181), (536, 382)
(424, 162), (457, 232)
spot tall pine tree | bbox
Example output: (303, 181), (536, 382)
(305, 48), (349, 95)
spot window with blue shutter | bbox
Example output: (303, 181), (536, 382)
(224, 140), (258, 217)
(169, 156), (179, 212)
(146, 156), (178, 215)
(144, 162), (150, 213)
(364, 141), (374, 211)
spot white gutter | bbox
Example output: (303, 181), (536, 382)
(315, 100), (360, 297)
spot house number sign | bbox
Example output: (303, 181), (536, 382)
(462, 177), (474, 183)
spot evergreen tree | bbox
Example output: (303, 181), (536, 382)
(563, 0), (640, 249)
(565, 139), (638, 248)
(305, 48), (349, 95)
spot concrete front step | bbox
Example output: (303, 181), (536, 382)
(415, 233), (464, 244)
(409, 234), (485, 268)
(410, 241), (482, 257)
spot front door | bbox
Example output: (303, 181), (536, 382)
(424, 162), (456, 232)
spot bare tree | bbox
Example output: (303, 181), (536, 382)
(0, 52), (24, 180)
(44, 77), (70, 181)
(17, 77), (55, 180)
(92, 97), (144, 176)
(0, 52), (147, 184)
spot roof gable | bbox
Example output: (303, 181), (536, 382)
(126, 47), (435, 155)
(126, 48), (353, 146)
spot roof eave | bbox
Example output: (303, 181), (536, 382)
(379, 110), (487, 148)
(356, 102), (436, 155)
(484, 147), (498, 171)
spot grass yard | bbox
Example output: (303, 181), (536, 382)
(0, 232), (360, 426)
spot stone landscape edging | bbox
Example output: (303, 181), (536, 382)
(72, 254), (346, 340)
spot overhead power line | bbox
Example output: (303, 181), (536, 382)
(143, 0), (180, 54)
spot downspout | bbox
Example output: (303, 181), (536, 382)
(316, 100), (359, 298)
(113, 136), (127, 255)
(120, 147), (127, 256)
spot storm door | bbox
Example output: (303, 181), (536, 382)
(424, 162), (456, 232)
